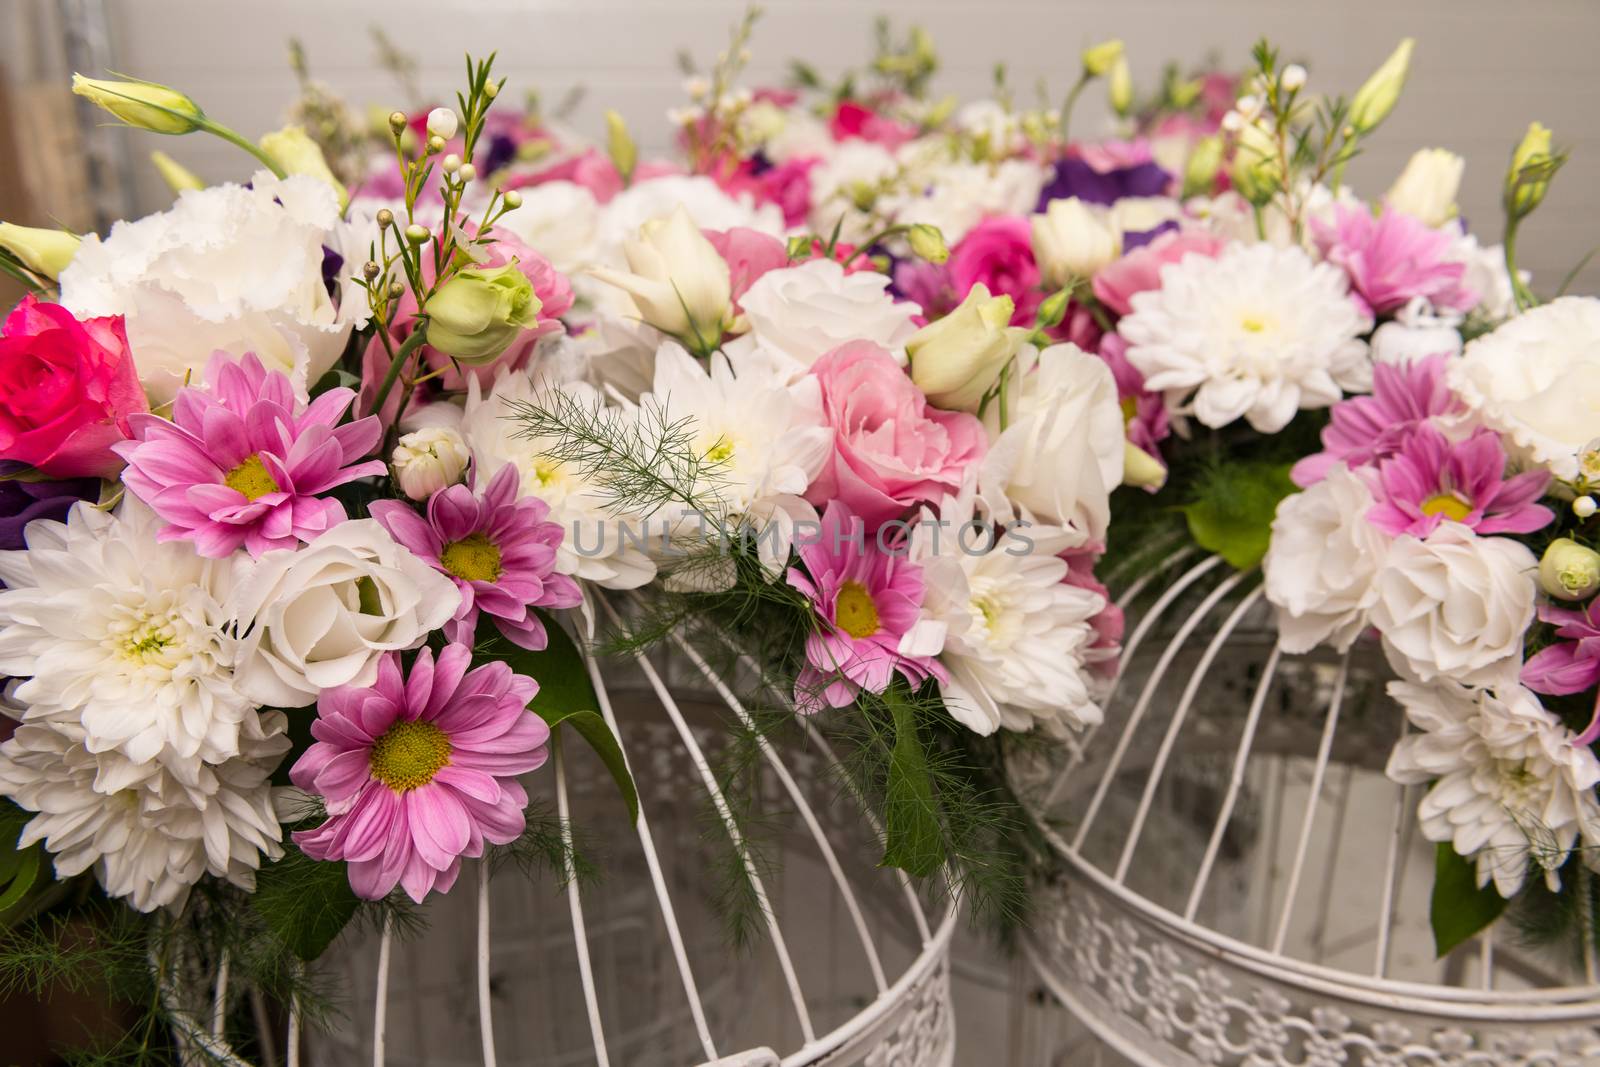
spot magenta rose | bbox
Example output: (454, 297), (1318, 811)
(1092, 230), (1227, 317)
(805, 341), (986, 528)
(0, 296), (146, 479)
(948, 216), (1041, 325)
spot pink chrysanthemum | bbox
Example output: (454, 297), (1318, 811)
(1366, 424), (1552, 538)
(1291, 354), (1464, 487)
(786, 501), (945, 713)
(291, 644), (548, 902)
(371, 464), (581, 651)
(1523, 604), (1600, 746)
(1312, 205), (1478, 317)
(113, 353), (385, 557)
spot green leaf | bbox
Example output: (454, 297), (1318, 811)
(493, 611), (639, 825)
(252, 846), (361, 962)
(1181, 461), (1298, 570)
(880, 687), (945, 877)
(1431, 842), (1508, 957)
(0, 798), (45, 922)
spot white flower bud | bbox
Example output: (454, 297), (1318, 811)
(1385, 148), (1464, 227)
(392, 427), (471, 501)
(426, 107), (459, 140)
(442, 153), (462, 173)
(1575, 495), (1598, 519)
(1539, 538), (1600, 601)
(1030, 197), (1121, 287)
(1281, 64), (1308, 92)
(458, 163), (477, 181)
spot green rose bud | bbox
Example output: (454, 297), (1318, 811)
(1539, 538), (1600, 601)
(906, 283), (1027, 411)
(1347, 38), (1414, 135)
(259, 125), (348, 209)
(1122, 441), (1167, 490)
(1182, 135), (1225, 199)
(1108, 55), (1134, 117)
(907, 223), (949, 264)
(1036, 288), (1070, 330)
(0, 222), (80, 279)
(150, 150), (204, 193)
(72, 74), (204, 135)
(1505, 122), (1556, 218)
(1081, 39), (1124, 79)
(423, 263), (542, 365)
(605, 109), (637, 185)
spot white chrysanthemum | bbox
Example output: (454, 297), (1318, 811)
(59, 172), (356, 404)
(642, 343), (832, 583)
(806, 141), (901, 242)
(883, 159), (1045, 246)
(0, 715), (289, 912)
(0, 501), (252, 778)
(1120, 242), (1371, 433)
(1264, 465), (1393, 653)
(736, 259), (921, 374)
(1449, 296), (1600, 480)
(496, 179), (601, 276)
(1386, 679), (1600, 898)
(595, 175), (783, 267)
(912, 491), (1106, 738)
(459, 370), (657, 590)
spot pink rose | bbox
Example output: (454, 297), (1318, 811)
(0, 296), (146, 478)
(758, 157), (817, 227)
(829, 100), (918, 149)
(948, 216), (1041, 325)
(704, 226), (790, 309)
(806, 341), (986, 528)
(361, 226), (574, 421)
(1092, 230), (1228, 317)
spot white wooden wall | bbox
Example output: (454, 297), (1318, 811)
(15, 0), (1600, 289)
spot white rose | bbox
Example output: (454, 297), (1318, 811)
(1449, 296), (1600, 479)
(1369, 297), (1465, 365)
(229, 520), (461, 707)
(391, 426), (471, 501)
(737, 259), (920, 372)
(60, 172), (355, 404)
(979, 343), (1123, 546)
(596, 175), (782, 266)
(1385, 148), (1464, 228)
(1264, 466), (1392, 653)
(1030, 197), (1121, 287)
(495, 180), (600, 276)
(1370, 524), (1537, 687)
(589, 205), (733, 345)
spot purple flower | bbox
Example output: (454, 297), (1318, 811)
(370, 463), (581, 651)
(1292, 354), (1464, 487)
(1036, 157), (1171, 210)
(1523, 604), (1600, 745)
(113, 353), (386, 557)
(0, 469), (97, 551)
(1367, 424), (1551, 538)
(786, 500), (944, 713)
(1312, 205), (1478, 317)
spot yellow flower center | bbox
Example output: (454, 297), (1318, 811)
(1239, 314), (1271, 334)
(369, 720), (452, 793)
(440, 534), (503, 583)
(224, 454), (281, 501)
(530, 455), (564, 489)
(705, 435), (736, 465)
(1421, 491), (1474, 523)
(834, 580), (881, 640)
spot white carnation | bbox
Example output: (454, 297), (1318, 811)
(229, 521), (461, 708)
(1120, 242), (1371, 433)
(1449, 296), (1600, 480)
(1264, 466), (1392, 653)
(1370, 524), (1537, 688)
(736, 259), (920, 373)
(59, 172), (357, 404)
(1386, 679), (1600, 897)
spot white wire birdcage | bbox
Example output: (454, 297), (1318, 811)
(157, 593), (956, 1067)
(1009, 550), (1600, 1067)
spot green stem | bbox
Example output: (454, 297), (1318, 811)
(199, 119), (287, 179)
(368, 327), (429, 420)
(1058, 75), (1090, 143)
(843, 223), (909, 266)
(1503, 217), (1539, 312)
(996, 360), (1012, 431)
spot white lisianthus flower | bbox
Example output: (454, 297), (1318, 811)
(1370, 524), (1537, 688)
(492, 180), (601, 276)
(589, 205), (734, 346)
(1384, 148), (1464, 228)
(459, 371), (657, 590)
(391, 426), (471, 501)
(1386, 679), (1600, 897)
(1449, 296), (1600, 480)
(229, 521), (461, 707)
(910, 490), (1106, 737)
(596, 175), (782, 266)
(979, 343), (1124, 548)
(1120, 242), (1371, 433)
(736, 259), (921, 373)
(0, 500), (253, 776)
(1369, 297), (1465, 365)
(906, 283), (1027, 411)
(0, 715), (289, 912)
(1030, 197), (1121, 287)
(1264, 466), (1392, 653)
(59, 172), (357, 404)
(641, 343), (833, 585)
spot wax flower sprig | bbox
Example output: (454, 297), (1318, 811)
(673, 6), (764, 179)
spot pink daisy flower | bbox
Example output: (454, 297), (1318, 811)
(786, 501), (945, 713)
(1366, 424), (1552, 538)
(113, 353), (385, 558)
(1312, 204), (1478, 317)
(1523, 604), (1600, 746)
(290, 644), (548, 902)
(1291, 354), (1464, 487)
(370, 463), (581, 651)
